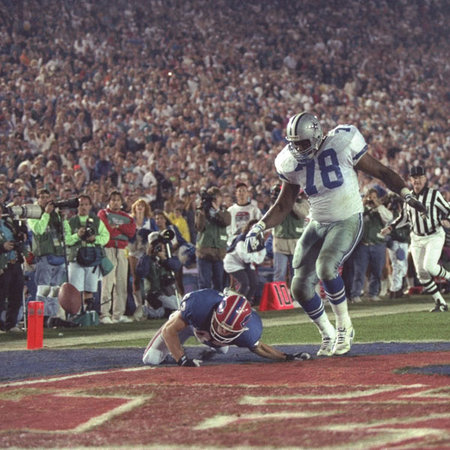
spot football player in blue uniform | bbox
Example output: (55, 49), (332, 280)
(245, 112), (427, 357)
(142, 289), (310, 366)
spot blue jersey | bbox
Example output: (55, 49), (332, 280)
(180, 289), (262, 350)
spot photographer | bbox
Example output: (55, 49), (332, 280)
(128, 198), (157, 321)
(64, 195), (110, 314)
(195, 186), (231, 291)
(136, 231), (179, 319)
(383, 193), (411, 298)
(28, 189), (77, 328)
(154, 209), (189, 296)
(349, 188), (393, 302)
(0, 203), (27, 332)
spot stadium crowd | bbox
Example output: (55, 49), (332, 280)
(0, 0), (448, 326)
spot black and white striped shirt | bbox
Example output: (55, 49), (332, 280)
(390, 187), (450, 236)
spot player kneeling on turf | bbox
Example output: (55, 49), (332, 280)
(142, 288), (310, 366)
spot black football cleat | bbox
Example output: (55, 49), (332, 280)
(429, 303), (448, 312)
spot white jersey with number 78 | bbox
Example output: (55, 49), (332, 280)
(275, 124), (368, 223)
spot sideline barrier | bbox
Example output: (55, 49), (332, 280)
(259, 282), (294, 311)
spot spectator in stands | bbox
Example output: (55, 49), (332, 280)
(227, 182), (262, 245)
(181, 189), (198, 244)
(0, 0), (448, 321)
(168, 202), (191, 243)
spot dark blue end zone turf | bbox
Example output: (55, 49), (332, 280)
(1, 342), (449, 382)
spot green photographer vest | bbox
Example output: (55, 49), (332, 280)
(67, 214), (101, 262)
(273, 213), (305, 239)
(31, 212), (65, 257)
(196, 222), (228, 250)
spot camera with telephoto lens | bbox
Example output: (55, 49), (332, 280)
(52, 198), (79, 209)
(1, 204), (43, 219)
(81, 217), (96, 241)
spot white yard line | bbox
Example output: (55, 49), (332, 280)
(262, 301), (433, 327)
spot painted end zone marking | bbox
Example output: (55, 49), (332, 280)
(0, 391), (152, 433)
(0, 352), (448, 449)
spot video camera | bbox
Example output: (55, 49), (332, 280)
(199, 187), (226, 225)
(200, 187), (214, 211)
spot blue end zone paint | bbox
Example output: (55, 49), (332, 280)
(0, 342), (449, 382)
(401, 365), (450, 376)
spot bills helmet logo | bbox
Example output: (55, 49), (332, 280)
(210, 294), (252, 344)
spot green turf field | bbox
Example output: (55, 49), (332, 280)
(1, 294), (448, 351)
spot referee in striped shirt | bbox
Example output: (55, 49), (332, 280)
(382, 164), (450, 312)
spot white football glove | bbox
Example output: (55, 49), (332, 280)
(245, 222), (266, 252)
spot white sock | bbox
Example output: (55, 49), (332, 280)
(432, 292), (447, 305)
(329, 301), (352, 329)
(313, 313), (336, 338)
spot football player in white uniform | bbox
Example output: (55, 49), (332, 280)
(245, 112), (427, 357)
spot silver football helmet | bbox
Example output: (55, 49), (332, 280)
(286, 112), (323, 163)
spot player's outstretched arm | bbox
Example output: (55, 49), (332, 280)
(261, 182), (300, 229)
(356, 153), (427, 215)
(356, 153), (406, 194)
(245, 182), (300, 252)
(252, 341), (310, 361)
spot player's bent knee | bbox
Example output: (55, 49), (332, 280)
(291, 276), (315, 304)
(215, 345), (229, 354)
(142, 348), (165, 365)
(316, 262), (339, 282)
(425, 265), (440, 277)
(417, 272), (431, 283)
